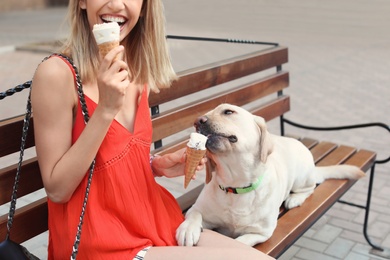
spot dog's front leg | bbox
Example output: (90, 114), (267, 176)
(176, 210), (203, 246)
(235, 233), (271, 247)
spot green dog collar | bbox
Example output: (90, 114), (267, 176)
(218, 175), (264, 194)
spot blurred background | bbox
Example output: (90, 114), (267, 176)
(0, 0), (67, 12)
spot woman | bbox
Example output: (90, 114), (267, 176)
(31, 0), (273, 259)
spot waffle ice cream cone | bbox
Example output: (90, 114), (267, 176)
(92, 22), (120, 58)
(184, 133), (207, 189)
(97, 41), (119, 58)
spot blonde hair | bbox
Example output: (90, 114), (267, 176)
(61, 0), (177, 92)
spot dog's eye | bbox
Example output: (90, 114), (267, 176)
(224, 109), (234, 115)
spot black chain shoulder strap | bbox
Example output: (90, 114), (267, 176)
(4, 84), (33, 239)
(0, 81), (32, 100)
(2, 53), (95, 260)
(53, 54), (96, 260)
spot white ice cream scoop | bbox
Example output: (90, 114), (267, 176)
(187, 132), (207, 150)
(92, 22), (120, 45)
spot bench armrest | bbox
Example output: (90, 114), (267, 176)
(282, 118), (390, 164)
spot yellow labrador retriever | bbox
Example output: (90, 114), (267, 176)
(176, 103), (365, 247)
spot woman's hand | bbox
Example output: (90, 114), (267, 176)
(96, 45), (130, 118)
(151, 148), (207, 178)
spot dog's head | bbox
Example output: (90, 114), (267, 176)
(195, 104), (273, 164)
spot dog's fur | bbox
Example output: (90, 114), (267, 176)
(176, 104), (365, 247)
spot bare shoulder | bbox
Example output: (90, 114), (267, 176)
(33, 56), (74, 87)
(32, 55), (77, 107)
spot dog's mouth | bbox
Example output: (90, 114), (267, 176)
(196, 125), (237, 142)
(212, 134), (238, 143)
(196, 127), (238, 146)
(194, 117), (238, 153)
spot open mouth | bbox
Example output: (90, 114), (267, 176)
(195, 124), (238, 144)
(101, 15), (127, 27)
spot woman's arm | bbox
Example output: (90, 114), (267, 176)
(32, 47), (129, 203)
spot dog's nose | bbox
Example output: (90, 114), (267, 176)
(196, 116), (208, 125)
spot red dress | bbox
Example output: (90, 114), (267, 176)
(47, 64), (184, 259)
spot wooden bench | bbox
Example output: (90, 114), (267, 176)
(0, 42), (384, 258)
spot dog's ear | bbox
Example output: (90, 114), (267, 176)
(254, 116), (273, 163)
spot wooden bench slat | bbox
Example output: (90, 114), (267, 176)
(344, 149), (377, 173)
(153, 137), (189, 156)
(152, 72), (289, 142)
(310, 142), (338, 163)
(222, 71), (289, 107)
(0, 158), (43, 205)
(0, 116), (35, 157)
(316, 145), (357, 166)
(251, 95), (290, 122)
(0, 198), (48, 244)
(299, 138), (319, 149)
(149, 46), (288, 107)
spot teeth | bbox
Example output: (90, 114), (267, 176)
(101, 15), (126, 23)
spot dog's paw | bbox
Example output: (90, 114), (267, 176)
(235, 234), (269, 246)
(284, 194), (306, 209)
(176, 220), (203, 247)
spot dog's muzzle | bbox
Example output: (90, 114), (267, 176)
(194, 116), (238, 145)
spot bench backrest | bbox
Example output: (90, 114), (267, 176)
(0, 45), (289, 244)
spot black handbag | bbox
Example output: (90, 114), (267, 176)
(0, 239), (39, 260)
(0, 54), (95, 260)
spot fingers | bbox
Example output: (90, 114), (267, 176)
(99, 45), (130, 83)
(112, 67), (130, 86)
(99, 62), (129, 92)
(196, 157), (208, 170)
(157, 149), (208, 179)
(96, 45), (131, 116)
(192, 157), (207, 180)
(100, 45), (130, 76)
(101, 45), (124, 64)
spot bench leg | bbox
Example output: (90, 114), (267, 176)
(365, 165), (390, 258)
(340, 164), (390, 258)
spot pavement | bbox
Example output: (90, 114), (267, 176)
(0, 1), (389, 259)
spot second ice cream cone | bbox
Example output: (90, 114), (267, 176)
(184, 147), (206, 188)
